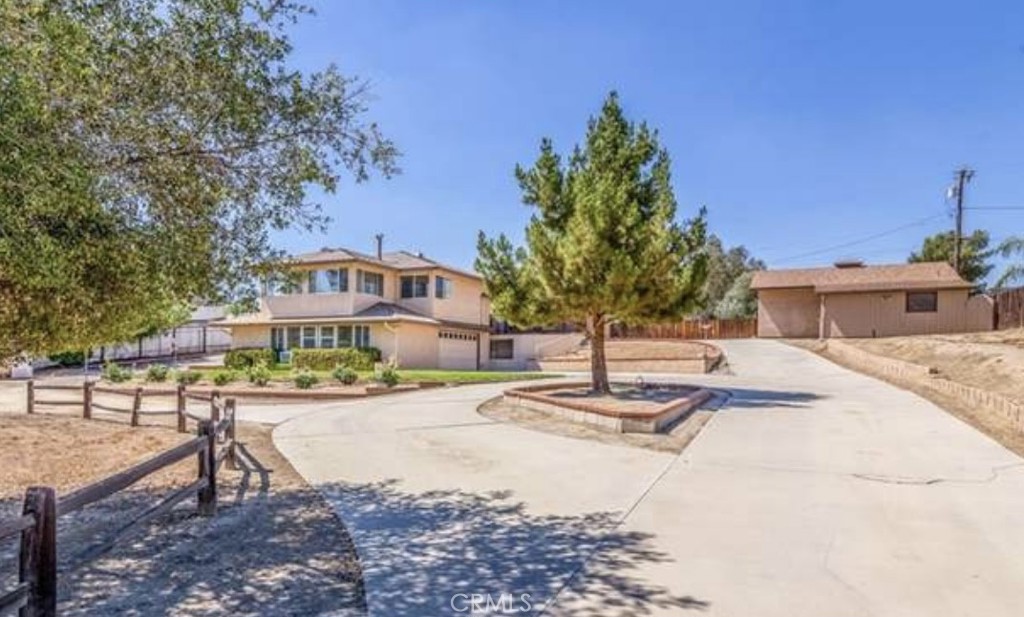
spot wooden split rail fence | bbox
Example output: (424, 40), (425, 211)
(1, 385), (237, 616)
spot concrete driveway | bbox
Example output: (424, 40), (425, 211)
(273, 340), (1024, 617)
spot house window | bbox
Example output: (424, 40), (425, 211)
(490, 339), (514, 360)
(400, 275), (430, 298)
(287, 327), (301, 349)
(302, 326), (318, 348)
(435, 276), (453, 299)
(354, 325), (371, 348)
(270, 327), (285, 351)
(906, 291), (938, 313)
(357, 270), (384, 296)
(337, 325), (353, 347)
(320, 325), (336, 348)
(308, 269), (346, 293)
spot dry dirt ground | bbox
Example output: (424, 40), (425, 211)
(0, 411), (365, 616)
(793, 330), (1024, 458)
(478, 395), (720, 454)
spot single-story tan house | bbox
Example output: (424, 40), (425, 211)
(750, 261), (994, 338)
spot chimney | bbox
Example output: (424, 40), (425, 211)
(834, 259), (865, 269)
(375, 233), (384, 260)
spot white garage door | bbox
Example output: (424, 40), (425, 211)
(438, 330), (478, 370)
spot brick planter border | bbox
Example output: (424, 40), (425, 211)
(503, 382), (713, 434)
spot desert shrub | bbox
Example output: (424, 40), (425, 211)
(212, 370), (236, 386)
(377, 365), (400, 388)
(293, 369), (319, 390)
(332, 366), (359, 385)
(224, 348), (276, 370)
(102, 362), (132, 383)
(48, 350), (85, 367)
(145, 364), (170, 382)
(247, 363), (272, 386)
(175, 369), (202, 385)
(292, 347), (381, 371)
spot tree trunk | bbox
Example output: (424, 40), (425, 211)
(589, 315), (611, 394)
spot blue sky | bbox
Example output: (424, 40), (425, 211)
(274, 0), (1024, 282)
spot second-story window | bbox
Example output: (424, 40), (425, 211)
(307, 268), (348, 293)
(266, 275), (302, 296)
(400, 275), (429, 298)
(435, 276), (453, 299)
(357, 270), (384, 296)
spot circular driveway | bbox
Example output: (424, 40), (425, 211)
(273, 340), (1024, 617)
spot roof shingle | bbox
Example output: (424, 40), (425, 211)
(750, 262), (972, 293)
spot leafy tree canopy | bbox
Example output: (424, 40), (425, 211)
(476, 92), (707, 392)
(699, 234), (764, 318)
(908, 230), (992, 285)
(0, 0), (397, 357)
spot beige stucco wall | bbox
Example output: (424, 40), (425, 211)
(822, 289), (991, 337)
(373, 322), (441, 369)
(429, 271), (488, 325)
(486, 333), (586, 370)
(756, 288), (820, 338)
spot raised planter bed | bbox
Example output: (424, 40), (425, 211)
(503, 381), (713, 433)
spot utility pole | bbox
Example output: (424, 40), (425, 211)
(951, 167), (974, 275)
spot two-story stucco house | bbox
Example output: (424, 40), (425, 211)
(222, 242), (490, 369)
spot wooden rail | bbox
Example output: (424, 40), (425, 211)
(25, 381), (230, 434)
(0, 393), (237, 616)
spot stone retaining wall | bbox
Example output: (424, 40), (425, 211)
(825, 340), (1024, 432)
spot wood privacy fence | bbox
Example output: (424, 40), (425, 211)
(994, 287), (1024, 330)
(1, 387), (237, 616)
(610, 318), (757, 340)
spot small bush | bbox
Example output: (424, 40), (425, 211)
(175, 369), (202, 385)
(48, 350), (85, 367)
(293, 369), (319, 390)
(212, 370), (236, 386)
(145, 364), (170, 382)
(292, 347), (381, 371)
(102, 362), (132, 383)
(247, 364), (272, 386)
(332, 366), (359, 385)
(377, 365), (400, 388)
(224, 348), (276, 370)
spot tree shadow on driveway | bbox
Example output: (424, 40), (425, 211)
(720, 387), (822, 410)
(319, 479), (710, 616)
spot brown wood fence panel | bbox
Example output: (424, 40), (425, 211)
(611, 318), (757, 340)
(995, 287), (1024, 330)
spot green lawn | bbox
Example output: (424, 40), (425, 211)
(192, 366), (556, 385)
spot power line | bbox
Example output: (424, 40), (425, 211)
(771, 214), (946, 265)
(966, 206), (1024, 211)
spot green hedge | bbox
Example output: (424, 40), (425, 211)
(224, 347), (275, 370)
(291, 347), (381, 371)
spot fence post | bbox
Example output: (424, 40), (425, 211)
(226, 398), (238, 470)
(83, 381), (93, 420)
(26, 380), (34, 415)
(20, 486), (57, 617)
(210, 390), (221, 425)
(176, 385), (186, 433)
(130, 387), (142, 427)
(196, 420), (217, 516)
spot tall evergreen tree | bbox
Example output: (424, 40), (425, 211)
(476, 93), (707, 393)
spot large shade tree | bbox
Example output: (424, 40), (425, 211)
(476, 93), (707, 393)
(700, 234), (764, 318)
(0, 0), (398, 359)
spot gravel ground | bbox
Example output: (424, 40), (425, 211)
(0, 412), (365, 616)
(477, 395), (719, 454)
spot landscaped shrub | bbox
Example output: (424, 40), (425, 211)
(175, 369), (202, 385)
(212, 370), (236, 386)
(377, 365), (400, 388)
(102, 362), (132, 383)
(292, 347), (381, 371)
(224, 348), (276, 370)
(332, 366), (359, 385)
(48, 350), (85, 367)
(293, 369), (319, 390)
(145, 364), (170, 382)
(247, 363), (272, 387)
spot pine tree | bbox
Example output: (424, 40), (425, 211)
(476, 93), (707, 393)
